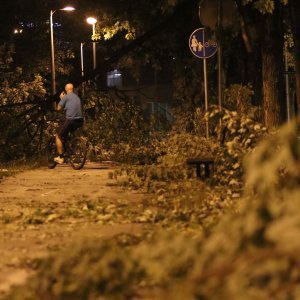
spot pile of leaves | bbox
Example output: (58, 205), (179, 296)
(168, 120), (300, 299)
(111, 104), (267, 192)
(208, 106), (267, 187)
(84, 89), (165, 164)
(5, 121), (300, 300)
(0, 179), (233, 236)
(111, 133), (216, 185)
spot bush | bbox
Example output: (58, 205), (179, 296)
(0, 44), (47, 162)
(208, 106), (268, 187)
(5, 239), (142, 300)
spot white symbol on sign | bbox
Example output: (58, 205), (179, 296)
(191, 35), (218, 53)
(191, 35), (198, 52)
(191, 35), (203, 53)
(189, 28), (218, 59)
(198, 42), (203, 52)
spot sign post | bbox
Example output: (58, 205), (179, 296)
(203, 58), (208, 138)
(284, 42), (291, 122)
(189, 28), (218, 138)
(217, 0), (223, 112)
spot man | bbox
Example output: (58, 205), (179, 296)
(54, 83), (84, 164)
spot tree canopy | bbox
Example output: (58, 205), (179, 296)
(0, 0), (299, 161)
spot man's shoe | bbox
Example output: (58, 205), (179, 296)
(54, 156), (64, 164)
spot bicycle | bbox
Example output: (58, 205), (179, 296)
(46, 131), (88, 170)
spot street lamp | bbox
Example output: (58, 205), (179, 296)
(14, 29), (23, 34)
(50, 6), (75, 96)
(86, 17), (97, 70)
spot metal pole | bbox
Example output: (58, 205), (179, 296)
(202, 29), (209, 138)
(92, 23), (97, 70)
(81, 42), (85, 98)
(50, 10), (56, 96)
(217, 0), (223, 111)
(80, 42), (85, 77)
(284, 43), (290, 122)
(204, 58), (209, 138)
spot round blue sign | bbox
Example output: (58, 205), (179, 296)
(189, 28), (218, 59)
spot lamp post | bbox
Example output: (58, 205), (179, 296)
(86, 17), (97, 70)
(81, 42), (85, 77)
(217, 0), (223, 112)
(50, 6), (75, 96)
(80, 42), (86, 98)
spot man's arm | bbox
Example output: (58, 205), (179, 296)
(56, 91), (66, 111)
(56, 104), (63, 111)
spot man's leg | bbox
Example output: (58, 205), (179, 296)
(65, 119), (84, 139)
(55, 134), (64, 155)
(54, 120), (70, 164)
(54, 134), (65, 163)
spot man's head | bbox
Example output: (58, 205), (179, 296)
(65, 83), (74, 94)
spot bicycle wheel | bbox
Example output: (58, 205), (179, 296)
(46, 136), (57, 169)
(68, 136), (88, 170)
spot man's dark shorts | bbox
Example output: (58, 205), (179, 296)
(58, 118), (84, 141)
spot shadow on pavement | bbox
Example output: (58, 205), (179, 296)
(56, 161), (119, 170)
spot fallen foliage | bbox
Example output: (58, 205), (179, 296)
(4, 121), (300, 299)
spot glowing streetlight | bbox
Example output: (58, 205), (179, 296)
(61, 6), (76, 11)
(86, 17), (97, 70)
(50, 6), (75, 96)
(86, 17), (97, 25)
(14, 29), (23, 34)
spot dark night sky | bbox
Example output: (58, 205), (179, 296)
(0, 0), (97, 42)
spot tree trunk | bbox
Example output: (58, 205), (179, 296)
(234, 0), (263, 107)
(289, 0), (300, 119)
(261, 6), (285, 127)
